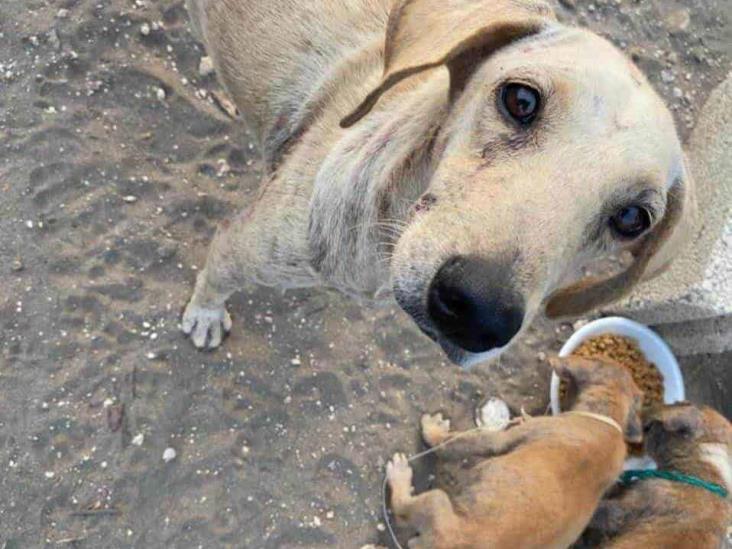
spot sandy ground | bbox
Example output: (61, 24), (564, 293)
(0, 0), (729, 547)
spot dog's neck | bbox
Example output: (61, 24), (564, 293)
(309, 71), (449, 296)
(570, 386), (628, 432)
(654, 441), (732, 495)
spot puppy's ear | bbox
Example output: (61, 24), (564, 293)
(340, 0), (555, 127)
(545, 160), (697, 318)
(663, 407), (703, 437)
(625, 396), (643, 444)
(550, 357), (588, 385)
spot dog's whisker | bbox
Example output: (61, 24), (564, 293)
(346, 219), (409, 233)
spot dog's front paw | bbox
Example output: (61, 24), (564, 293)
(181, 301), (232, 349)
(421, 413), (451, 447)
(386, 453), (413, 489)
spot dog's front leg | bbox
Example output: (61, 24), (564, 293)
(421, 413), (526, 461)
(181, 186), (313, 349)
(181, 248), (235, 349)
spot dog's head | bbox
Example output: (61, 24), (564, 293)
(342, 0), (695, 367)
(551, 356), (643, 443)
(643, 402), (732, 466)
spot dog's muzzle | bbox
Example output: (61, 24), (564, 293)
(396, 255), (526, 367)
(427, 256), (525, 353)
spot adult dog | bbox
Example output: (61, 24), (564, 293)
(182, 0), (695, 367)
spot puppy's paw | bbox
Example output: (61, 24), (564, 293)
(181, 301), (232, 349)
(476, 398), (511, 431)
(386, 453), (413, 488)
(421, 413), (451, 447)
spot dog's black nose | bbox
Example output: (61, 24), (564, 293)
(428, 256), (524, 353)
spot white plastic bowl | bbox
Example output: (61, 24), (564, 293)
(549, 316), (685, 469)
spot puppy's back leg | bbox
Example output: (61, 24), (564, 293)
(181, 186), (314, 349)
(387, 454), (461, 547)
(395, 491), (460, 549)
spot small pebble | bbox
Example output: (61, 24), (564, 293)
(199, 56), (215, 77)
(123, 195), (138, 203)
(140, 23), (151, 36)
(661, 70), (675, 83)
(131, 433), (144, 446)
(665, 9), (690, 32)
(156, 87), (166, 101)
(162, 448), (177, 463)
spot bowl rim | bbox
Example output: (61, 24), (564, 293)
(549, 316), (685, 417)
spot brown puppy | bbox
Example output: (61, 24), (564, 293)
(584, 403), (731, 549)
(386, 357), (643, 548)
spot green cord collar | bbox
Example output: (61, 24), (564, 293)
(620, 469), (729, 499)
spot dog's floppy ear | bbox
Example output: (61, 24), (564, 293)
(340, 0), (555, 128)
(545, 159), (697, 318)
(550, 356), (590, 386)
(662, 405), (703, 437)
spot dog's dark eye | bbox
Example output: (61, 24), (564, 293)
(610, 206), (652, 238)
(502, 83), (540, 125)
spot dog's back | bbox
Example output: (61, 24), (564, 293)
(594, 482), (730, 549)
(458, 418), (627, 548)
(186, 0), (391, 160)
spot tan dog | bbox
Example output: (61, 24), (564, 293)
(182, 0), (696, 366)
(386, 356), (643, 548)
(583, 403), (731, 549)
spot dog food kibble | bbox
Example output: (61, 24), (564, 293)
(560, 334), (665, 410)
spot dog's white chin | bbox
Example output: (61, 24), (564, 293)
(460, 347), (505, 370)
(439, 339), (506, 370)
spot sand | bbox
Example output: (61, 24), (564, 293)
(0, 0), (729, 546)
